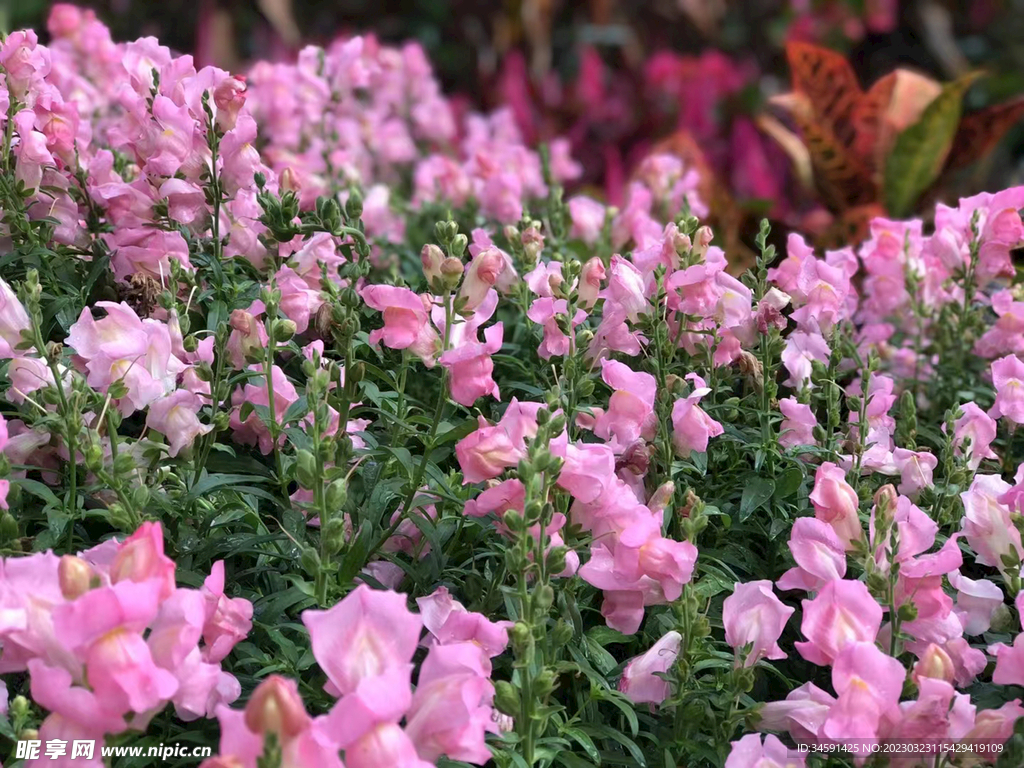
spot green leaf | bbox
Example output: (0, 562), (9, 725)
(183, 473), (270, 506)
(281, 396), (310, 425)
(884, 74), (979, 217)
(561, 728), (602, 764)
(739, 477), (775, 521)
(773, 466), (803, 499)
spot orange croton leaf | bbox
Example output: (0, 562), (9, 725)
(776, 91), (875, 212)
(785, 41), (862, 147)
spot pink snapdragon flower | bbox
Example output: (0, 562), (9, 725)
(618, 630), (681, 705)
(777, 517), (847, 593)
(778, 398), (817, 449)
(723, 581), (794, 666)
(568, 196), (606, 244)
(67, 302), (187, 415)
(821, 641), (904, 745)
(602, 254), (647, 321)
(362, 285), (440, 366)
(0, 277), (31, 359)
(415, 587), (510, 663)
(795, 579), (882, 666)
(990, 354), (1024, 424)
(891, 449), (937, 498)
(228, 365), (299, 455)
(146, 390), (213, 457)
(724, 733), (805, 768)
(440, 323), (503, 406)
(671, 373), (723, 456)
(403, 642), (500, 763)
(302, 584), (422, 699)
(952, 402), (999, 470)
(205, 675), (343, 768)
(961, 474), (1023, 574)
(594, 359), (657, 445)
(809, 463), (862, 550)
(526, 298), (587, 360)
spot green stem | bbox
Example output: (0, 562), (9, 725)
(371, 294), (453, 554)
(263, 329), (288, 501)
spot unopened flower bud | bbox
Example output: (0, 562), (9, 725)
(10, 695), (29, 720)
(874, 484), (898, 516)
(323, 517), (348, 555)
(579, 257), (605, 309)
(0, 513), (18, 543)
(511, 621), (531, 648)
(272, 319), (296, 343)
(300, 547), (321, 577)
(648, 481), (675, 515)
(213, 74), (247, 131)
(59, 555), (95, 600)
(535, 584), (555, 611)
(326, 478), (347, 509)
(493, 681), (520, 716)
(694, 225), (713, 256)
(279, 167), (301, 194)
(551, 619), (574, 647)
(245, 676), (310, 740)
(421, 244), (445, 284)
(521, 226), (544, 262)
(296, 450), (316, 489)
(897, 602), (918, 622)
(440, 256), (465, 289)
(344, 189), (363, 221)
(450, 234), (468, 258)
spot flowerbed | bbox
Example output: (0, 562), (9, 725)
(0, 5), (1023, 768)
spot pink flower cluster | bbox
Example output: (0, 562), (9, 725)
(200, 585), (507, 768)
(0, 522), (251, 764)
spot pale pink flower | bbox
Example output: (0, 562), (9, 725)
(361, 285), (440, 366)
(440, 323), (503, 406)
(460, 248), (508, 312)
(568, 196), (606, 244)
(795, 579), (882, 666)
(146, 390), (213, 457)
(594, 359), (657, 445)
(228, 365), (299, 455)
(302, 585), (421, 699)
(0, 277), (31, 358)
(821, 641), (904, 745)
(618, 630), (681, 705)
(891, 448), (937, 498)
(948, 570), (1003, 636)
(778, 398), (816, 449)
(724, 733), (805, 768)
(990, 354), (1024, 424)
(809, 463), (862, 550)
(404, 642), (499, 764)
(579, 257), (606, 309)
(777, 517), (847, 593)
(415, 588), (509, 661)
(723, 581), (794, 666)
(952, 402), (999, 470)
(602, 254), (647, 321)
(961, 474), (1023, 573)
(671, 374), (723, 456)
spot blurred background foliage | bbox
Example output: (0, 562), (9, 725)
(6, 0), (1024, 255)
